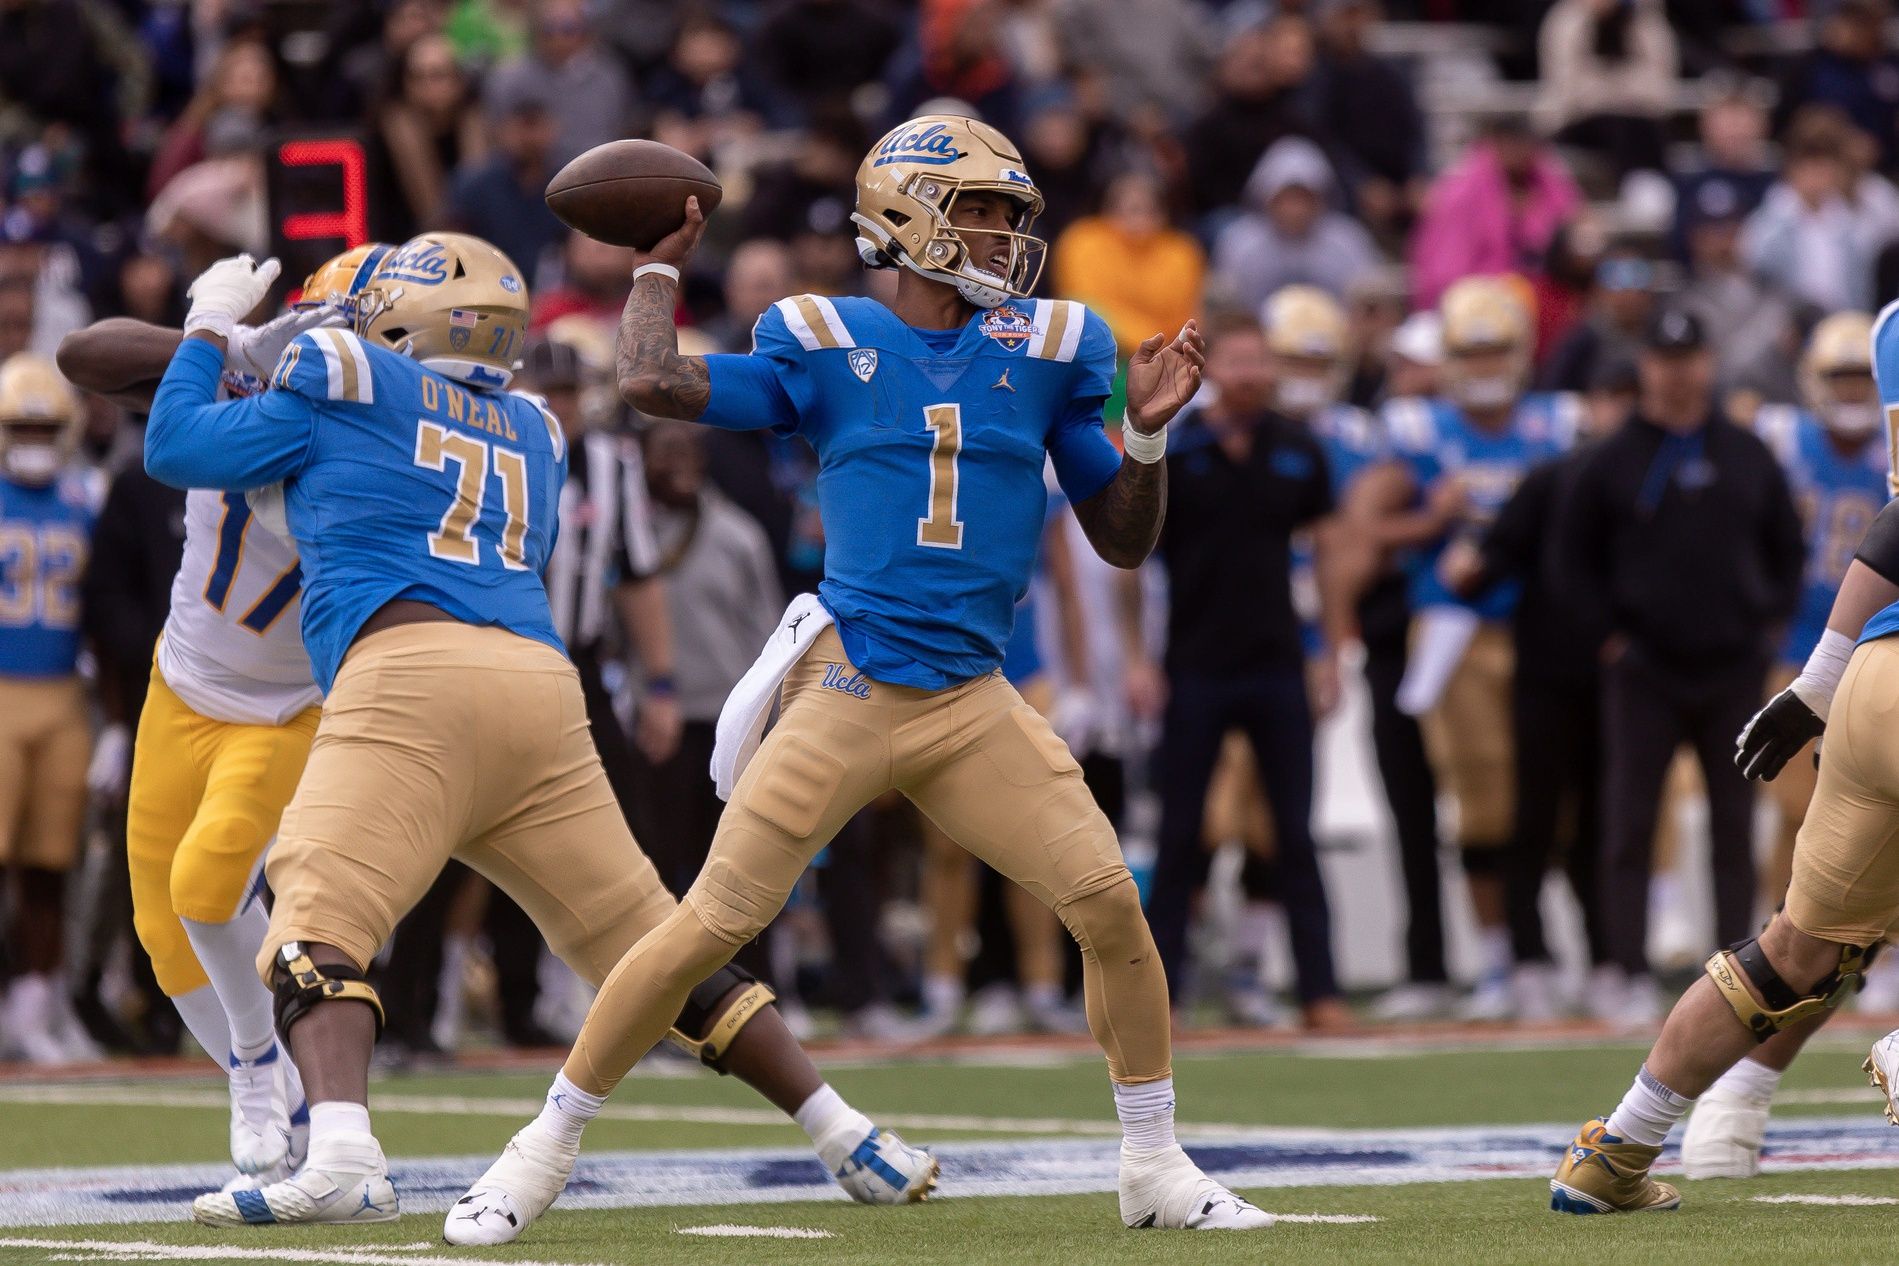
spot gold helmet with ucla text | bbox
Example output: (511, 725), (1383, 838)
(355, 232), (529, 389)
(0, 353), (79, 486)
(1264, 285), (1351, 417)
(1800, 310), (1879, 440)
(294, 242), (395, 320)
(1439, 275), (1533, 411)
(851, 115), (1046, 309)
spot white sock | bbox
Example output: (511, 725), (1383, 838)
(1113, 1077), (1177, 1153)
(1023, 981), (1065, 1013)
(182, 900), (276, 1059)
(308, 1100), (373, 1148)
(1605, 1065), (1692, 1146)
(539, 1072), (605, 1147)
(170, 984), (233, 1068)
(5, 973), (54, 1028)
(1710, 1056), (1784, 1102)
(432, 933), (473, 1050)
(1235, 902), (1282, 972)
(1478, 927), (1512, 981)
(795, 1084), (874, 1169)
(922, 974), (964, 1017)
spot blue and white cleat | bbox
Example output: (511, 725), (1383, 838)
(193, 1130), (396, 1226)
(1119, 1143), (1273, 1230)
(1863, 1029), (1899, 1124)
(444, 1116), (577, 1246)
(825, 1125), (939, 1205)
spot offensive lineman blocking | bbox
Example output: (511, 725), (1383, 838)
(450, 115), (1271, 1243)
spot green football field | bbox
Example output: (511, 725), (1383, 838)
(5, 1028), (1899, 1265)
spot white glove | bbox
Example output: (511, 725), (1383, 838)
(87, 723), (131, 801)
(184, 254), (281, 340)
(226, 304), (343, 380)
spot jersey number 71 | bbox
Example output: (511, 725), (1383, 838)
(414, 420), (530, 570)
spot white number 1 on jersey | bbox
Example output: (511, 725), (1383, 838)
(917, 403), (964, 550)
(414, 420), (530, 570)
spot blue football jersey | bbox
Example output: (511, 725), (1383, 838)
(0, 471), (95, 677)
(146, 329), (567, 692)
(1308, 401), (1387, 497)
(700, 294), (1122, 689)
(1755, 404), (1890, 663)
(1849, 298), (1899, 646)
(1383, 391), (1579, 620)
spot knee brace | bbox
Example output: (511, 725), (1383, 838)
(664, 964), (775, 1074)
(271, 942), (386, 1040)
(1705, 936), (1868, 1042)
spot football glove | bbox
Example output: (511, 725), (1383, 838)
(185, 254), (281, 340)
(1735, 686), (1825, 782)
(227, 304), (343, 380)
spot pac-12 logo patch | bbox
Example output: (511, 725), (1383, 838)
(448, 308), (478, 350)
(980, 305), (1035, 349)
(848, 348), (879, 383)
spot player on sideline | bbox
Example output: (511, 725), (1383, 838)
(58, 244), (390, 1185)
(1551, 297), (1899, 1214)
(141, 232), (930, 1228)
(451, 115), (1270, 1244)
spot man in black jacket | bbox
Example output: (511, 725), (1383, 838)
(1554, 308), (1805, 1020)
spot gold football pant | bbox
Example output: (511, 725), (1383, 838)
(1787, 638), (1899, 946)
(1418, 621), (1515, 851)
(259, 623), (676, 990)
(127, 662), (320, 997)
(565, 627), (1168, 1096)
(0, 675), (90, 870)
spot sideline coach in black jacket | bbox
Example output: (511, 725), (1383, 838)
(1555, 308), (1805, 1004)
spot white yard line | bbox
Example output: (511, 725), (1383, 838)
(675, 1225), (834, 1238)
(0, 1238), (604, 1266)
(1778, 1089), (1882, 1106)
(1750, 1194), (1899, 1206)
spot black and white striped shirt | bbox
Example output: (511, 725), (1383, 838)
(544, 429), (660, 653)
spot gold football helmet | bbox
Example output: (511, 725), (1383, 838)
(355, 232), (529, 389)
(294, 242), (395, 319)
(1800, 311), (1878, 440)
(0, 353), (80, 486)
(1439, 276), (1532, 412)
(1264, 285), (1350, 418)
(851, 115), (1046, 309)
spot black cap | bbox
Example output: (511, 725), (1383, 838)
(1643, 306), (1706, 354)
(521, 338), (582, 388)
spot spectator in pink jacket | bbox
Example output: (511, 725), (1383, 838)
(1410, 116), (1582, 310)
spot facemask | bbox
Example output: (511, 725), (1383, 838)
(3, 442), (62, 485)
(1827, 401), (1881, 440)
(1454, 374), (1515, 411)
(1274, 375), (1334, 417)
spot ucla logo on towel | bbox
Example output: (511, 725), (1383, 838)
(821, 663), (871, 699)
(848, 348), (879, 383)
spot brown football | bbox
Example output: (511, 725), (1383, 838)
(544, 140), (722, 250)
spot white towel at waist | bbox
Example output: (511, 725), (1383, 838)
(710, 592), (835, 801)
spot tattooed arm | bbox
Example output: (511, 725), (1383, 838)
(615, 197), (711, 420)
(1071, 320), (1202, 570)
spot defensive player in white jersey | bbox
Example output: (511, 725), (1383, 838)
(55, 244), (388, 1182)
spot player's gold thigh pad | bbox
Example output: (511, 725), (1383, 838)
(1788, 641), (1899, 946)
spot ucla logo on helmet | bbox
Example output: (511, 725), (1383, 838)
(382, 241), (450, 285)
(873, 121), (964, 167)
(848, 348), (878, 383)
(980, 305), (1036, 349)
(1001, 168), (1034, 186)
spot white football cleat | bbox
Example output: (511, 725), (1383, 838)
(1119, 1143), (1273, 1230)
(1680, 1071), (1772, 1178)
(1368, 982), (1452, 1023)
(193, 1130), (396, 1226)
(1458, 974), (1514, 1022)
(820, 1124), (939, 1205)
(1511, 963), (1562, 1023)
(1863, 1029), (1899, 1125)
(227, 1043), (294, 1174)
(444, 1116), (578, 1245)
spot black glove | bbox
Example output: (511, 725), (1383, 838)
(1735, 686), (1825, 782)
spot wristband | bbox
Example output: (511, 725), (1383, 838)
(1122, 421), (1167, 464)
(645, 674), (677, 697)
(632, 262), (681, 285)
(1791, 628), (1853, 721)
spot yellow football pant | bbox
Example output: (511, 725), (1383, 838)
(127, 663), (319, 997)
(565, 627), (1169, 1097)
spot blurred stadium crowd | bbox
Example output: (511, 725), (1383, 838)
(8, 0), (1899, 1063)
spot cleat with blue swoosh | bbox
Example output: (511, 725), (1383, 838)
(1549, 1118), (1680, 1214)
(192, 1129), (396, 1226)
(825, 1125), (938, 1205)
